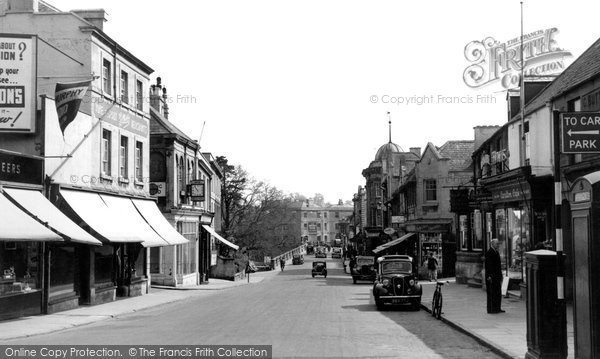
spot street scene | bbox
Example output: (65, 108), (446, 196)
(1, 0), (600, 358)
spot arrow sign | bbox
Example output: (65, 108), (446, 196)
(561, 112), (600, 153)
(568, 129), (600, 136)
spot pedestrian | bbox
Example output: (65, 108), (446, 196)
(279, 258), (285, 271)
(485, 238), (505, 314)
(427, 252), (438, 282)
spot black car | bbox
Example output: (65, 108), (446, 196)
(351, 256), (376, 284)
(292, 254), (304, 265)
(312, 261), (327, 278)
(372, 255), (422, 310)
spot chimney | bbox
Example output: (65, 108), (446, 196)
(149, 77), (164, 116)
(71, 9), (107, 31)
(7, 0), (38, 12)
(473, 126), (501, 150)
(409, 147), (421, 157)
(162, 87), (169, 120)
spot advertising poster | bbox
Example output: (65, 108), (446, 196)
(0, 34), (36, 132)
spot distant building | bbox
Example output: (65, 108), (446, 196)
(300, 201), (353, 247)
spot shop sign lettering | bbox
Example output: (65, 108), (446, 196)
(0, 150), (43, 185)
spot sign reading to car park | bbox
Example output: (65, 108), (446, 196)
(0, 34), (37, 133)
(561, 112), (600, 153)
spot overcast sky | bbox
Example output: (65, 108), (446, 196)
(51, 0), (600, 203)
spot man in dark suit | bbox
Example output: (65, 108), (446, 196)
(485, 238), (505, 313)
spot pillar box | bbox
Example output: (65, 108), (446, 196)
(525, 250), (567, 359)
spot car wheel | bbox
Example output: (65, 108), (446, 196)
(375, 297), (384, 311)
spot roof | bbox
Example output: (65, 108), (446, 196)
(150, 107), (198, 148)
(375, 142), (404, 161)
(519, 36), (600, 119)
(438, 141), (475, 171)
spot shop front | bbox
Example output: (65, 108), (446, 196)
(404, 219), (453, 279)
(56, 189), (175, 304)
(480, 171), (553, 293)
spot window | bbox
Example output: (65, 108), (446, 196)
(304, 223), (307, 229)
(324, 212), (328, 218)
(324, 223), (328, 230)
(120, 71), (129, 104)
(567, 98), (581, 112)
(136, 80), (143, 110)
(102, 129), (111, 175)
(424, 179), (437, 201)
(472, 210), (483, 251)
(335, 211), (339, 218)
(317, 212), (321, 218)
(303, 212), (307, 218)
(317, 223), (321, 230)
(178, 157), (184, 198)
(176, 222), (197, 275)
(102, 59), (111, 95)
(135, 141), (143, 181)
(459, 215), (468, 250)
(119, 136), (128, 178)
(524, 121), (530, 165)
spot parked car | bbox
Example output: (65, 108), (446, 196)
(372, 255), (422, 310)
(331, 247), (342, 259)
(315, 247), (327, 258)
(312, 261), (327, 278)
(292, 254), (304, 265)
(351, 255), (376, 284)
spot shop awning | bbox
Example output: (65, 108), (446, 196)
(131, 199), (188, 245)
(0, 193), (62, 242)
(100, 195), (170, 247)
(202, 225), (239, 250)
(372, 233), (415, 254)
(60, 190), (144, 243)
(4, 188), (101, 245)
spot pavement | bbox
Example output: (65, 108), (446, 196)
(0, 269), (280, 341)
(420, 279), (575, 359)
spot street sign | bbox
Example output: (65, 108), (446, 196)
(561, 112), (600, 153)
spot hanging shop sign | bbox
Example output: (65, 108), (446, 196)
(149, 182), (166, 197)
(0, 34), (37, 133)
(0, 150), (43, 185)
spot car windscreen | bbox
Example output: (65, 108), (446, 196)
(381, 261), (412, 274)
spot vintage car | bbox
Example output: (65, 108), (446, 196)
(351, 255), (376, 284)
(292, 254), (304, 265)
(315, 247), (327, 258)
(372, 255), (421, 310)
(331, 247), (342, 259)
(311, 261), (327, 278)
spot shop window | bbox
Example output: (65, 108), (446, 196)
(177, 222), (197, 275)
(49, 244), (75, 295)
(472, 210), (484, 251)
(0, 242), (40, 297)
(459, 215), (468, 250)
(303, 223), (307, 229)
(94, 246), (114, 284)
(494, 209), (507, 271)
(424, 179), (437, 201)
(149, 247), (160, 274)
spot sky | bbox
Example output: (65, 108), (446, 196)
(49, 0), (600, 203)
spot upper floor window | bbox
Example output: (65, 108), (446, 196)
(135, 141), (143, 182)
(136, 80), (143, 111)
(335, 211), (339, 218)
(424, 179), (437, 201)
(102, 129), (112, 175)
(178, 157), (184, 198)
(303, 212), (307, 218)
(317, 212), (321, 218)
(102, 59), (111, 95)
(119, 136), (128, 178)
(567, 98), (581, 112)
(324, 212), (328, 218)
(120, 71), (129, 104)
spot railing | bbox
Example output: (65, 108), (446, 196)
(270, 244), (307, 269)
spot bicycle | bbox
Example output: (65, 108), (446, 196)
(431, 281), (444, 319)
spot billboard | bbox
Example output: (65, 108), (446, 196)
(0, 34), (36, 132)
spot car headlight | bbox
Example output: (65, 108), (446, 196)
(409, 279), (415, 286)
(382, 279), (390, 286)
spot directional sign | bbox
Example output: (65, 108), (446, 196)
(561, 112), (600, 153)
